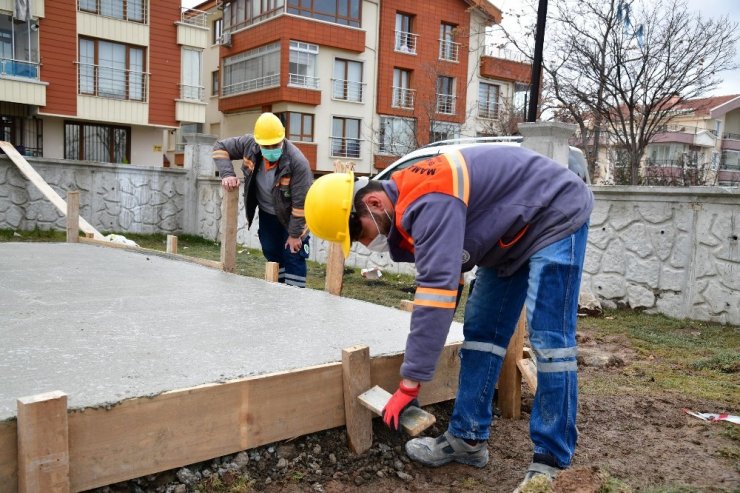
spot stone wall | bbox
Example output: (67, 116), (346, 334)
(0, 157), (187, 234)
(2, 153), (738, 325)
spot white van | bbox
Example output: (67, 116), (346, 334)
(373, 137), (591, 184)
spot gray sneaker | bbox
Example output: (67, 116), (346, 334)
(512, 462), (561, 493)
(405, 431), (488, 468)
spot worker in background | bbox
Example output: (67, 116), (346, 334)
(304, 145), (593, 492)
(213, 112), (313, 287)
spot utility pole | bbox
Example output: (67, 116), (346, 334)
(527, 0), (548, 122)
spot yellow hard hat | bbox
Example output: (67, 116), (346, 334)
(254, 112), (285, 146)
(305, 171), (355, 257)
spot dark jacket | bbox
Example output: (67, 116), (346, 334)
(212, 135), (313, 238)
(383, 144), (594, 382)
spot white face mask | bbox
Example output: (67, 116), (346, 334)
(365, 204), (391, 253)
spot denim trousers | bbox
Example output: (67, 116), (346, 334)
(448, 222), (589, 468)
(257, 210), (309, 288)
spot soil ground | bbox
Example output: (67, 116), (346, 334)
(93, 323), (739, 493)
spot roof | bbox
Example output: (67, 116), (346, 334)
(669, 94), (740, 118)
(465, 0), (503, 23)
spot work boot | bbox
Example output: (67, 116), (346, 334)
(405, 431), (488, 468)
(512, 460), (562, 493)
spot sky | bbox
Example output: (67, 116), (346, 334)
(181, 0), (739, 96)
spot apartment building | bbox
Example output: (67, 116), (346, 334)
(0, 0), (207, 167)
(194, 0), (531, 175)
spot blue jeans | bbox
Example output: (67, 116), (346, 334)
(257, 210), (309, 288)
(448, 223), (588, 468)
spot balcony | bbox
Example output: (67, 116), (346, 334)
(394, 31), (418, 55)
(480, 54), (531, 85)
(653, 125), (717, 147)
(330, 137), (361, 159)
(439, 39), (460, 62)
(478, 100), (499, 120)
(721, 132), (740, 151)
(392, 87), (415, 110)
(436, 93), (456, 115)
(77, 0), (148, 23)
(331, 79), (364, 103)
(77, 63), (148, 101)
(0, 59), (45, 106)
(288, 73), (320, 90)
(222, 74), (280, 97)
(177, 7), (209, 48)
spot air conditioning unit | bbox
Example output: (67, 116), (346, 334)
(220, 32), (232, 47)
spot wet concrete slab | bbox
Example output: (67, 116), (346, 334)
(0, 243), (463, 420)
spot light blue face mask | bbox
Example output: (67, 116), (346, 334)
(261, 146), (283, 163)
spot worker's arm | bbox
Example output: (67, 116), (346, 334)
(212, 135), (253, 187)
(399, 193), (467, 382)
(284, 143), (313, 239)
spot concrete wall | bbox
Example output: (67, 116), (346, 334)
(1, 152), (738, 324)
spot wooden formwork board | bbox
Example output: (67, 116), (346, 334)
(0, 344), (461, 492)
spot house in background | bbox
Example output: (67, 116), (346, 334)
(642, 95), (740, 186)
(190, 0), (531, 175)
(0, 0), (207, 167)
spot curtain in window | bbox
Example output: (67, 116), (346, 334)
(79, 39), (95, 95)
(98, 41), (126, 99)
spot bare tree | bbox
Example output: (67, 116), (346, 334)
(496, 0), (738, 185)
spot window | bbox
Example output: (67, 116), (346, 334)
(331, 117), (361, 158)
(222, 42), (280, 96)
(721, 150), (740, 170)
(223, 0), (284, 31)
(513, 83), (529, 119)
(64, 122), (130, 164)
(212, 18), (223, 45)
(430, 121), (460, 143)
(276, 112), (314, 142)
(181, 48), (202, 101)
(0, 14), (40, 78)
(478, 82), (499, 119)
(287, 0), (360, 27)
(439, 23), (459, 61)
(288, 41), (319, 89)
(79, 0), (146, 23)
(211, 70), (220, 96)
(392, 68), (414, 109)
(379, 116), (416, 155)
(395, 13), (416, 54)
(332, 59), (363, 102)
(0, 115), (43, 157)
(436, 76), (455, 114)
(78, 38), (147, 101)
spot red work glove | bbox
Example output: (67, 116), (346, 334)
(382, 381), (420, 431)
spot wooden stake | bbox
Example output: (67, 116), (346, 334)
(65, 191), (79, 243)
(498, 308), (526, 419)
(325, 243), (344, 296)
(399, 300), (414, 312)
(357, 386), (436, 437)
(166, 235), (178, 255)
(220, 188), (238, 273)
(265, 262), (279, 282)
(17, 391), (70, 493)
(342, 346), (373, 454)
(517, 358), (538, 394)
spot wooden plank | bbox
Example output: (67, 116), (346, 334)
(357, 386), (435, 437)
(517, 358), (538, 394)
(399, 300), (414, 312)
(17, 391), (70, 493)
(166, 235), (178, 255)
(265, 261), (280, 282)
(0, 141), (103, 240)
(220, 188), (238, 273)
(0, 420), (18, 493)
(1, 343), (462, 492)
(498, 308), (526, 419)
(66, 191), (79, 243)
(342, 346), (373, 453)
(325, 242), (345, 295)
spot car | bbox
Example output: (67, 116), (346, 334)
(373, 137), (591, 184)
